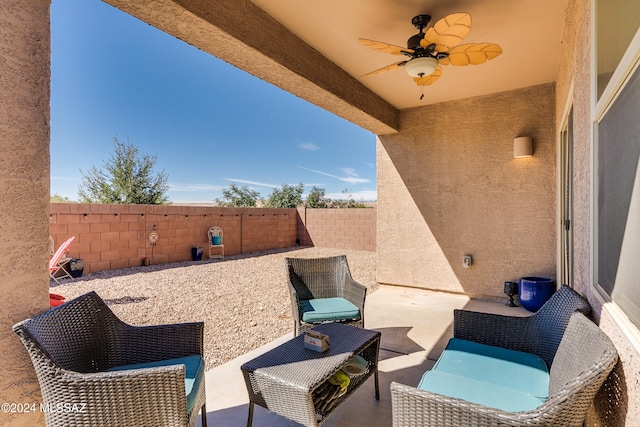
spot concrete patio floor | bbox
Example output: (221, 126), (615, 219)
(198, 285), (529, 427)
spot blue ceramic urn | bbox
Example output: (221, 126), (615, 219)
(519, 277), (555, 312)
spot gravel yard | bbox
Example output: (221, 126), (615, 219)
(52, 247), (377, 370)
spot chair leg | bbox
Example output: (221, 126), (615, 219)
(201, 403), (207, 427)
(246, 402), (254, 427)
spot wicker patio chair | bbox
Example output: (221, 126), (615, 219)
(391, 286), (618, 426)
(454, 284), (592, 368)
(13, 291), (207, 427)
(286, 255), (367, 335)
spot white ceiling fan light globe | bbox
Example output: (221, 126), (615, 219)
(404, 57), (438, 77)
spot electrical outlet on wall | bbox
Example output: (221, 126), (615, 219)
(462, 255), (473, 268)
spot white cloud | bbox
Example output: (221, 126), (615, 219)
(340, 168), (359, 178)
(299, 142), (320, 151)
(298, 166), (369, 184)
(222, 178), (278, 188)
(169, 183), (224, 192)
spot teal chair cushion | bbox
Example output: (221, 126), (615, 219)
(432, 338), (549, 400)
(417, 370), (545, 412)
(107, 354), (204, 413)
(300, 297), (360, 323)
(417, 338), (550, 412)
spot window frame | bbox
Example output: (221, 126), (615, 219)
(592, 0), (640, 346)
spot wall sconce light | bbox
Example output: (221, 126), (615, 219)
(514, 136), (533, 158)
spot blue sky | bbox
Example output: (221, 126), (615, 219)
(50, 0), (376, 203)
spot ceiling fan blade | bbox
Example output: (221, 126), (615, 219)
(358, 38), (414, 55)
(413, 65), (443, 86)
(421, 12), (472, 52)
(445, 43), (503, 66)
(361, 60), (407, 77)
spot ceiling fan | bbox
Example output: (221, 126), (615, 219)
(358, 13), (502, 98)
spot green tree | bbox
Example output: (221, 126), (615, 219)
(329, 189), (367, 208)
(216, 183), (260, 207)
(50, 193), (75, 203)
(78, 136), (169, 204)
(265, 183), (304, 208)
(305, 186), (328, 208)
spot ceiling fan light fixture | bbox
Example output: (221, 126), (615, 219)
(405, 57), (438, 78)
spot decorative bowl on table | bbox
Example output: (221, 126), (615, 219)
(342, 355), (368, 378)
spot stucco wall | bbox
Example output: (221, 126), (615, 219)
(0, 1), (50, 425)
(377, 84), (556, 299)
(555, 0), (640, 424)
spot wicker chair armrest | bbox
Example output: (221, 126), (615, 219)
(391, 381), (556, 426)
(286, 280), (302, 320)
(453, 309), (531, 352)
(116, 321), (204, 365)
(343, 276), (367, 311)
(47, 365), (188, 426)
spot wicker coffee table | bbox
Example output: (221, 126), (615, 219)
(241, 323), (381, 427)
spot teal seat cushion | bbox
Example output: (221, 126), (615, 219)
(300, 297), (360, 323)
(417, 370), (545, 412)
(432, 338), (549, 400)
(106, 354), (204, 413)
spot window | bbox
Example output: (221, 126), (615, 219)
(596, 0), (640, 98)
(595, 64), (640, 327)
(594, 0), (640, 328)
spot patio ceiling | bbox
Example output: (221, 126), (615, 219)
(251, 0), (568, 110)
(104, 0), (568, 134)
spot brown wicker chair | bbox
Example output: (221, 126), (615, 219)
(391, 286), (618, 426)
(286, 255), (367, 335)
(13, 291), (207, 427)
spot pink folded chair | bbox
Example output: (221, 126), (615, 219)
(49, 236), (75, 283)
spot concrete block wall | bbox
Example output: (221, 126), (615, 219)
(50, 204), (375, 275)
(50, 204), (298, 274)
(297, 207), (376, 251)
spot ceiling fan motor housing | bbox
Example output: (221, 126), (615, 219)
(407, 33), (425, 51)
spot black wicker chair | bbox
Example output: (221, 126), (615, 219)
(286, 255), (367, 335)
(13, 291), (207, 427)
(391, 286), (618, 426)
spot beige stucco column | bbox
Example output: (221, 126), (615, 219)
(0, 1), (51, 425)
